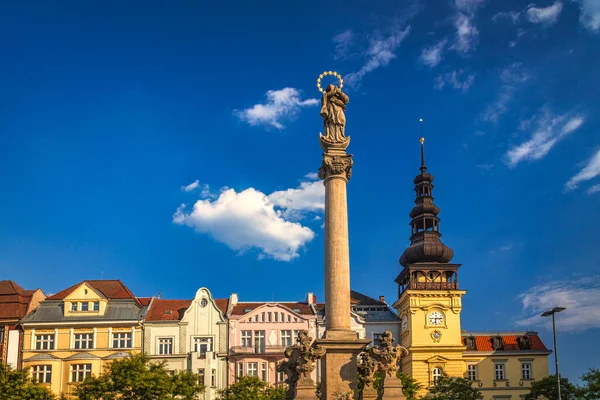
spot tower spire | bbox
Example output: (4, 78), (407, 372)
(398, 137), (454, 267)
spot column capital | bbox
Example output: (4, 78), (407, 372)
(319, 153), (353, 182)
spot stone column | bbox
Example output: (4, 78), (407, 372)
(316, 108), (370, 400)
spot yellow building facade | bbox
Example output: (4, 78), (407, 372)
(393, 143), (551, 400)
(19, 280), (149, 397)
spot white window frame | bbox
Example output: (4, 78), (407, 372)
(112, 332), (132, 349)
(157, 337), (173, 355)
(467, 364), (478, 381)
(71, 364), (92, 382)
(261, 362), (268, 382)
(494, 363), (506, 380)
(241, 330), (252, 347)
(432, 367), (443, 385)
(237, 362), (244, 378)
(81, 302), (89, 311)
(74, 333), (94, 350)
(71, 302), (78, 311)
(32, 365), (52, 383)
(93, 301), (100, 311)
(247, 362), (258, 377)
(281, 330), (292, 347)
(193, 337), (213, 355)
(35, 334), (55, 350)
(521, 362), (533, 380)
(198, 368), (205, 385)
(211, 368), (216, 387)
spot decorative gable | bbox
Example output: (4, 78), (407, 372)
(63, 283), (108, 316)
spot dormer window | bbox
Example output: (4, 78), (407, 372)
(244, 309), (252, 313)
(293, 308), (301, 313)
(165, 310), (172, 315)
(81, 302), (89, 312)
(71, 302), (78, 312)
(93, 302), (100, 311)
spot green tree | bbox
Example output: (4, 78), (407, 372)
(524, 375), (586, 400)
(397, 372), (423, 400)
(74, 353), (204, 400)
(217, 376), (286, 400)
(0, 362), (56, 400)
(424, 376), (483, 400)
(581, 368), (600, 400)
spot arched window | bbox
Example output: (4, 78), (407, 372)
(432, 367), (443, 385)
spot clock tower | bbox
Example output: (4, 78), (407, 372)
(392, 138), (467, 389)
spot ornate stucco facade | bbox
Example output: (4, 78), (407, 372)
(143, 287), (229, 400)
(19, 280), (147, 397)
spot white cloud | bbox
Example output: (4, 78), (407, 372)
(304, 172), (319, 180)
(481, 63), (530, 123)
(333, 30), (354, 60)
(182, 180), (200, 192)
(577, 0), (600, 32)
(345, 26), (411, 86)
(451, 13), (479, 53)
(455, 0), (487, 12)
(587, 184), (600, 194)
(268, 180), (324, 217)
(420, 39), (447, 67)
(434, 70), (475, 92)
(565, 149), (600, 191)
(493, 11), (521, 23)
(235, 88), (318, 129)
(488, 243), (512, 253)
(527, 1), (563, 25)
(516, 276), (600, 333)
(505, 111), (584, 167)
(477, 163), (494, 174)
(173, 176), (324, 261)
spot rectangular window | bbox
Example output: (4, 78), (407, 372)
(521, 363), (532, 380)
(241, 331), (252, 347)
(237, 362), (244, 378)
(198, 368), (205, 385)
(93, 302), (100, 311)
(74, 333), (94, 350)
(0, 326), (4, 343)
(277, 370), (285, 384)
(71, 364), (92, 382)
(262, 362), (268, 382)
(193, 337), (213, 356)
(158, 338), (173, 355)
(495, 363), (505, 380)
(35, 334), (55, 350)
(113, 332), (132, 349)
(32, 365), (52, 383)
(467, 365), (477, 381)
(81, 302), (89, 311)
(274, 312), (278, 322)
(247, 362), (258, 377)
(254, 331), (265, 353)
(281, 330), (292, 347)
(211, 369), (216, 387)
(71, 302), (78, 311)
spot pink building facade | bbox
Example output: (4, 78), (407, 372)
(226, 293), (318, 385)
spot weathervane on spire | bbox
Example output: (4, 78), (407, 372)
(419, 118), (426, 171)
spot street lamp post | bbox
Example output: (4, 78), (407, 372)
(541, 307), (566, 400)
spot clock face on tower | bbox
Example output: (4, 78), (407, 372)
(402, 315), (408, 332)
(428, 311), (444, 325)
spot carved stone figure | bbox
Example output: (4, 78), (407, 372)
(357, 351), (377, 387)
(320, 84), (349, 144)
(368, 331), (408, 377)
(491, 336), (503, 350)
(517, 335), (530, 350)
(277, 330), (325, 400)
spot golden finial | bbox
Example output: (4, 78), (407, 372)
(420, 137), (425, 144)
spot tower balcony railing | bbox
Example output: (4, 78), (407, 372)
(229, 345), (289, 355)
(399, 281), (458, 295)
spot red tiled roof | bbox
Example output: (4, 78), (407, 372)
(230, 302), (314, 316)
(145, 299), (192, 321)
(463, 333), (548, 352)
(350, 290), (386, 306)
(214, 298), (229, 316)
(137, 297), (152, 307)
(47, 280), (137, 301)
(0, 281), (44, 320)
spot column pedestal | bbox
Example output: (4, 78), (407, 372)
(379, 375), (407, 400)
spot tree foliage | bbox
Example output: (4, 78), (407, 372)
(0, 362), (56, 400)
(524, 375), (586, 400)
(398, 372), (423, 400)
(217, 376), (286, 400)
(424, 376), (483, 400)
(581, 368), (600, 400)
(74, 353), (204, 400)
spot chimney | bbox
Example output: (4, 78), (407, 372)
(379, 296), (385, 303)
(229, 293), (239, 307)
(307, 292), (317, 305)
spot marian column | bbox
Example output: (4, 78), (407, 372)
(316, 74), (370, 400)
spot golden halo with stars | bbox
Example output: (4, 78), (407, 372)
(316, 71), (343, 93)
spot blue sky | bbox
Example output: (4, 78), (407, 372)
(1, 0), (599, 381)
